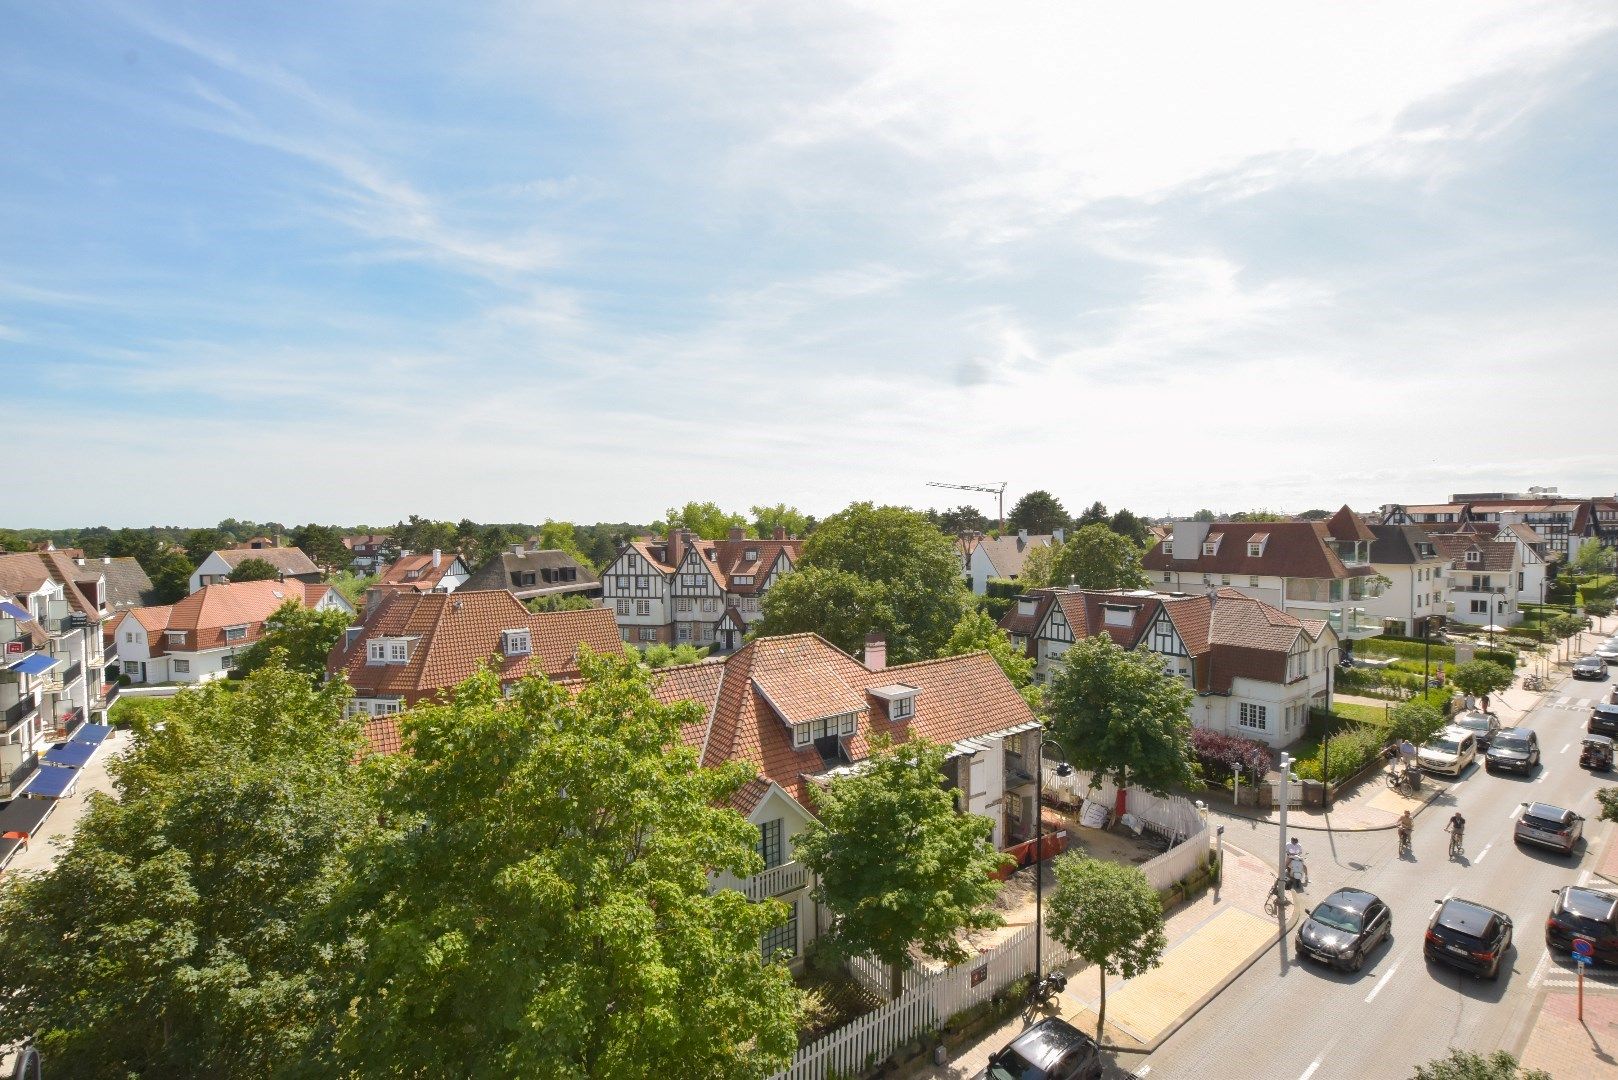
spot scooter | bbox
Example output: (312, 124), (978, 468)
(1285, 852), (1309, 890)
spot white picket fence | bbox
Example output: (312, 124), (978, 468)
(776, 923), (1072, 1080)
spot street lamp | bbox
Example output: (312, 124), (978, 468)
(1322, 645), (1343, 805)
(1034, 736), (1073, 996)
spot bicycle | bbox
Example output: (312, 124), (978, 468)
(1265, 879), (1291, 916)
(1397, 826), (1412, 857)
(1386, 763), (1419, 795)
(1448, 829), (1464, 859)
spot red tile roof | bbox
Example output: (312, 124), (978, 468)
(119, 580), (324, 655)
(378, 552), (462, 591)
(1325, 506), (1376, 543)
(1143, 521), (1370, 580)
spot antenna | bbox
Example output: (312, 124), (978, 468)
(926, 481), (1009, 531)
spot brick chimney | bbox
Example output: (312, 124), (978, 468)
(864, 633), (887, 672)
(773, 525), (788, 541)
(728, 526), (746, 541)
(669, 528), (694, 568)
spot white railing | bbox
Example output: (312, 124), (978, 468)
(710, 860), (808, 902)
(1039, 765), (1211, 892)
(777, 922), (1072, 1080)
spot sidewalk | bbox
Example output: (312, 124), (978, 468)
(904, 843), (1295, 1078)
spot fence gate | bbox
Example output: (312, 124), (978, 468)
(1268, 780), (1303, 808)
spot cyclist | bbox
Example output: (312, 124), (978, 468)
(1397, 810), (1413, 853)
(1445, 812), (1466, 856)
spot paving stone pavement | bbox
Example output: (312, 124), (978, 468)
(1519, 990), (1618, 1078)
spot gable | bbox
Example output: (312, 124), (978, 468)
(1147, 610), (1187, 657)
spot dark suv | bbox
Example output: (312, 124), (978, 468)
(1425, 898), (1513, 980)
(1547, 886), (1618, 965)
(1591, 704), (1618, 738)
(974, 1017), (1102, 1080)
(1486, 728), (1540, 774)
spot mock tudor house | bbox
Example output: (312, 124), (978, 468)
(329, 589), (622, 719)
(658, 632), (1041, 965)
(190, 543), (323, 593)
(376, 549), (470, 594)
(1000, 586), (1338, 749)
(1364, 524), (1450, 637)
(1382, 494), (1618, 564)
(460, 545), (601, 604)
(1141, 508), (1384, 641)
(600, 527), (803, 652)
(961, 529), (1062, 595)
(1427, 532), (1521, 630)
(113, 578), (350, 685)
(343, 533), (393, 574)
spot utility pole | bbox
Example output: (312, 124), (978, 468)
(926, 481), (1009, 532)
(1277, 752), (1292, 923)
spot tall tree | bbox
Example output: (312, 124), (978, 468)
(0, 664), (376, 1077)
(1006, 490), (1070, 535)
(1229, 509), (1287, 522)
(934, 504), (992, 535)
(182, 527), (231, 565)
(941, 610), (1039, 707)
(392, 514), (459, 556)
(1045, 855), (1167, 1043)
(1107, 508), (1151, 547)
(1297, 509), (1332, 521)
(755, 503), (968, 663)
(236, 599), (352, 681)
(1045, 634), (1197, 796)
(290, 523), (350, 570)
(531, 520), (597, 570)
(1575, 541), (1617, 577)
(314, 655), (800, 1078)
(1047, 523), (1148, 591)
(1450, 660), (1515, 700)
(147, 547), (195, 604)
(1076, 501), (1110, 529)
(751, 504), (813, 539)
(1191, 509), (1218, 522)
(794, 739), (1007, 998)
(228, 556), (281, 583)
(1018, 542), (1057, 589)
(657, 501), (750, 540)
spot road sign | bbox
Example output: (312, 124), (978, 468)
(1573, 937), (1595, 958)
(1574, 952), (1593, 966)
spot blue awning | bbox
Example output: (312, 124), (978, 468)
(15, 763), (79, 800)
(0, 601), (31, 621)
(44, 741), (97, 768)
(71, 724), (112, 747)
(7, 653), (61, 676)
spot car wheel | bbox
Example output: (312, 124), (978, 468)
(1348, 948), (1364, 973)
(1487, 957), (1502, 981)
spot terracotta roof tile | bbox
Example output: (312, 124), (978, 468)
(378, 552), (463, 590)
(1143, 521), (1368, 580)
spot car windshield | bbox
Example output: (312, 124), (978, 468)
(987, 1052), (1037, 1080)
(1457, 716), (1491, 732)
(1310, 903), (1363, 933)
(1493, 736), (1531, 752)
(1427, 738), (1462, 754)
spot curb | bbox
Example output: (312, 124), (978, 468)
(1210, 779), (1446, 833)
(1096, 845), (1301, 1056)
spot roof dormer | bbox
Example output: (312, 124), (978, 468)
(1247, 533), (1270, 557)
(1201, 534), (1223, 556)
(1465, 548), (1480, 564)
(867, 683), (921, 721)
(500, 628), (532, 657)
(1100, 602), (1139, 629)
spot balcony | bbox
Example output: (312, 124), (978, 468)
(63, 661), (83, 687)
(2, 697), (36, 730)
(711, 860), (809, 901)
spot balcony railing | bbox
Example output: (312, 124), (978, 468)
(63, 662), (83, 686)
(2, 697), (36, 729)
(711, 860), (808, 902)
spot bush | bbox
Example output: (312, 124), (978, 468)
(1475, 647), (1517, 668)
(1189, 728), (1273, 782)
(1358, 637), (1457, 663)
(1294, 724), (1385, 784)
(1387, 700), (1446, 745)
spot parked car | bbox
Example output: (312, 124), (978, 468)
(1424, 897), (1513, 980)
(1594, 638), (1618, 662)
(1573, 655), (1608, 680)
(1547, 885), (1618, 965)
(1418, 727), (1477, 778)
(1486, 727), (1541, 774)
(1296, 888), (1392, 973)
(1452, 710), (1502, 752)
(1514, 802), (1584, 856)
(1589, 703), (1618, 738)
(973, 1017), (1102, 1080)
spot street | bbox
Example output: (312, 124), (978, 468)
(1125, 671), (1618, 1080)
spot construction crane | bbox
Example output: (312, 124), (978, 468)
(926, 481), (1009, 531)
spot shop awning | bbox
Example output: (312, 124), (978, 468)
(14, 764), (79, 800)
(6, 653), (60, 677)
(44, 741), (98, 769)
(0, 794), (53, 839)
(71, 723), (112, 746)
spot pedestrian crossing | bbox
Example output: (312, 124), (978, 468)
(1543, 695), (1602, 712)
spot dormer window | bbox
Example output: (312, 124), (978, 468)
(1101, 603), (1137, 629)
(1246, 533), (1269, 557)
(368, 637), (412, 664)
(1162, 541), (1173, 555)
(165, 630), (187, 647)
(891, 695), (914, 720)
(223, 625), (247, 642)
(1201, 534), (1222, 556)
(1465, 549), (1480, 564)
(501, 628), (531, 657)
(867, 683), (920, 722)
(733, 575), (754, 585)
(744, 548), (758, 562)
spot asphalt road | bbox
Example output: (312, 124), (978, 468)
(1114, 671), (1618, 1080)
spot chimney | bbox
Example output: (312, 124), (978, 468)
(669, 528), (692, 568)
(864, 633), (887, 672)
(1053, 527), (1065, 545)
(510, 544), (524, 555)
(728, 526), (746, 541)
(773, 525), (788, 541)
(432, 548), (442, 568)
(1018, 528), (1028, 549)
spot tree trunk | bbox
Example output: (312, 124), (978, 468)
(1096, 965), (1107, 1044)
(891, 959), (906, 1000)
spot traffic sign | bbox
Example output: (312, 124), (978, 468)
(1574, 953), (1593, 966)
(1573, 937), (1595, 958)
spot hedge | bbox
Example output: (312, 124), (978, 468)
(1358, 637), (1517, 666)
(1190, 728), (1273, 781)
(1293, 723), (1385, 783)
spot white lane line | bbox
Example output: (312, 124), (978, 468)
(1134, 1068), (1151, 1078)
(1365, 960), (1402, 1003)
(1508, 805), (1524, 821)
(1299, 1060), (1322, 1080)
(1476, 843), (1493, 864)
(1558, 696), (1572, 706)
(1535, 771), (1548, 783)
(1561, 743), (1572, 754)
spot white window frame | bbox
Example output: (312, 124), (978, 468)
(1238, 702), (1268, 730)
(636, 599), (651, 616)
(891, 696), (915, 720)
(793, 723), (811, 747)
(616, 600), (631, 616)
(638, 627), (657, 642)
(223, 625), (247, 642)
(171, 658), (190, 674)
(368, 641), (387, 663)
(502, 629), (531, 657)
(389, 641), (408, 662)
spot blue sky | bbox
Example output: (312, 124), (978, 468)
(5, 1), (1617, 528)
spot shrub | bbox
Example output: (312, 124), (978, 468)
(1474, 647), (1517, 668)
(1387, 700), (1446, 745)
(1294, 724), (1385, 783)
(1189, 728), (1273, 782)
(1358, 637), (1457, 663)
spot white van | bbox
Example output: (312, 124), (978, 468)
(1418, 725), (1477, 777)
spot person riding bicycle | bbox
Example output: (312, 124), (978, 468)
(1446, 812), (1466, 853)
(1397, 810), (1413, 850)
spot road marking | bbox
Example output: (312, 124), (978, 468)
(1134, 1068), (1150, 1078)
(1561, 743), (1571, 754)
(1534, 771), (1547, 783)
(1365, 960), (1401, 1003)
(1558, 696), (1571, 706)
(1476, 843), (1493, 863)
(1299, 1060), (1322, 1080)
(1508, 805), (1524, 821)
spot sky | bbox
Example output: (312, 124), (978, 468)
(4, 1), (1618, 529)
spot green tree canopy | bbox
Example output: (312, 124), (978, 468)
(228, 556), (281, 583)
(933, 504), (993, 535)
(795, 738), (1007, 997)
(1107, 508), (1152, 547)
(146, 546), (195, 604)
(1045, 634), (1197, 795)
(1229, 509), (1287, 522)
(1018, 542), (1057, 589)
(236, 599), (352, 681)
(941, 610), (1039, 707)
(751, 503), (813, 539)
(0, 664), (376, 1077)
(1584, 597), (1614, 620)
(1386, 699), (1446, 746)
(1191, 508), (1218, 522)
(1298, 509), (1332, 520)
(1047, 523), (1148, 591)
(1076, 501), (1110, 528)
(1450, 659), (1515, 700)
(1045, 855), (1167, 1042)
(1574, 541), (1616, 577)
(657, 501), (750, 540)
(755, 503), (968, 663)
(526, 592), (599, 613)
(1411, 1049), (1550, 1080)
(182, 527), (232, 565)
(289, 523), (350, 570)
(391, 514), (459, 557)
(315, 653), (800, 1077)
(1007, 490), (1070, 534)
(634, 642), (712, 668)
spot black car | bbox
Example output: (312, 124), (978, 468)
(1296, 888), (1392, 972)
(1547, 885), (1618, 965)
(1590, 704), (1618, 738)
(1486, 728), (1541, 774)
(1425, 897), (1513, 980)
(1452, 711), (1502, 752)
(974, 1017), (1102, 1080)
(1573, 655), (1608, 680)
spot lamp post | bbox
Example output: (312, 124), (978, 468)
(1323, 645), (1343, 804)
(1033, 737), (1073, 996)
